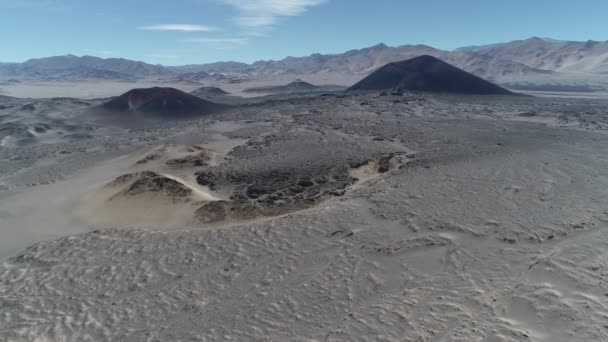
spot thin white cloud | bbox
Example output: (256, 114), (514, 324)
(185, 37), (248, 45)
(222, 0), (326, 28)
(234, 16), (277, 28)
(140, 24), (216, 32)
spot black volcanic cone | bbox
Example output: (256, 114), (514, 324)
(99, 87), (225, 119)
(349, 55), (512, 95)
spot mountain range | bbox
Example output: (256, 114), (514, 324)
(0, 55), (171, 81)
(2, 37), (608, 89)
(460, 37), (608, 74)
(167, 43), (550, 81)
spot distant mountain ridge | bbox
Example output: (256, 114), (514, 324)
(178, 38), (607, 81)
(2, 38), (608, 87)
(0, 55), (172, 81)
(167, 43), (548, 80)
(461, 37), (608, 74)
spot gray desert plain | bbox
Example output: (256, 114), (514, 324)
(1, 25), (608, 342)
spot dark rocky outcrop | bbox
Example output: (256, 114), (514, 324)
(97, 87), (225, 119)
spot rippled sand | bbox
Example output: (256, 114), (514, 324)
(1, 92), (608, 341)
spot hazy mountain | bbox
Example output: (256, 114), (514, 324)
(349, 55), (513, 95)
(456, 37), (566, 52)
(2, 38), (608, 88)
(41, 69), (137, 82)
(176, 71), (211, 81)
(160, 71), (214, 85)
(171, 43), (552, 82)
(0, 63), (20, 77)
(168, 61), (252, 74)
(0, 55), (173, 80)
(469, 37), (608, 73)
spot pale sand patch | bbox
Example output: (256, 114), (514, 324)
(78, 186), (206, 227)
(0, 153), (133, 258)
(78, 144), (225, 227)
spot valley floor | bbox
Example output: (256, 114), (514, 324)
(1, 92), (608, 341)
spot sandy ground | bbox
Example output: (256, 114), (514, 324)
(0, 74), (358, 100)
(0, 81), (203, 99)
(518, 90), (608, 99)
(1, 91), (608, 341)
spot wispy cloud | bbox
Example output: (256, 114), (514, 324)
(185, 37), (247, 45)
(221, 0), (326, 28)
(139, 24), (216, 32)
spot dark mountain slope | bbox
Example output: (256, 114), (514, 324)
(98, 87), (225, 119)
(349, 55), (513, 95)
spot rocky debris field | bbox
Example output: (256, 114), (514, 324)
(1, 91), (608, 341)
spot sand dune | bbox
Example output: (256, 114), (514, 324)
(134, 144), (217, 168)
(80, 171), (208, 226)
(79, 144), (223, 226)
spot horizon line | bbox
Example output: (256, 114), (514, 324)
(2, 36), (605, 66)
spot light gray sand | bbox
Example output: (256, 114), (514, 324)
(1, 92), (608, 341)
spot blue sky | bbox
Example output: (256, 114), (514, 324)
(1, 0), (607, 65)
